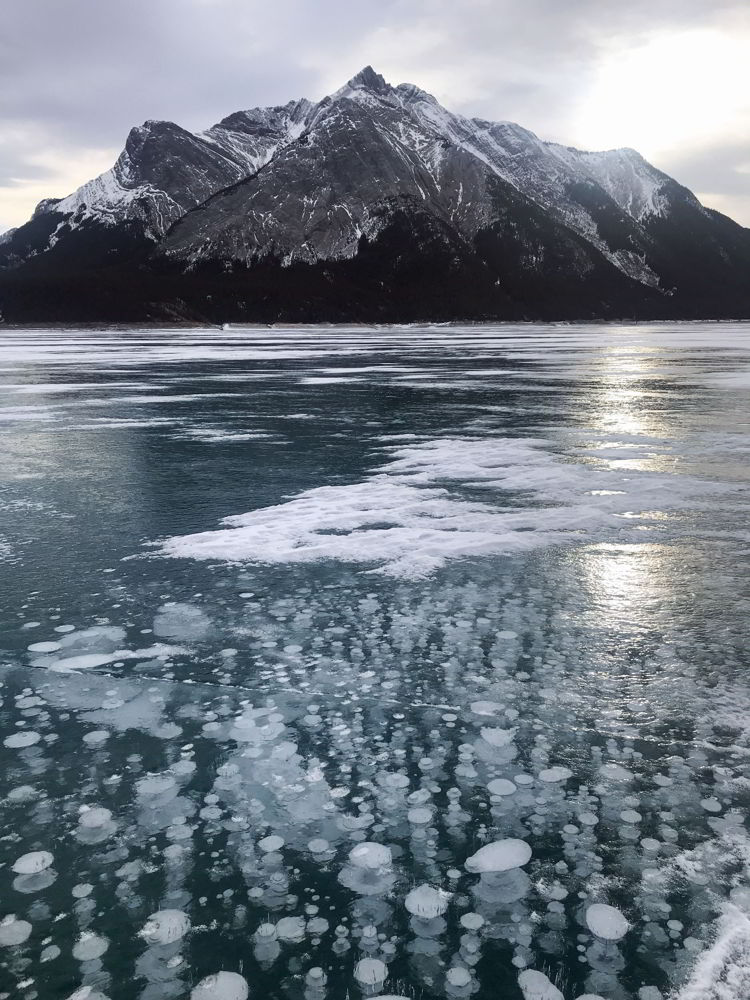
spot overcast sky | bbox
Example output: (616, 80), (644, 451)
(2, 0), (748, 232)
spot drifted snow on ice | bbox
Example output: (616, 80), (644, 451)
(156, 434), (737, 578)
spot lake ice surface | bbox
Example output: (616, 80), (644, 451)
(1, 323), (750, 1000)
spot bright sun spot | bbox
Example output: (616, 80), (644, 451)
(573, 29), (750, 157)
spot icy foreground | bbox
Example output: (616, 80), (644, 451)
(1, 324), (750, 1000)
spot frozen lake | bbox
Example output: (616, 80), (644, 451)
(1, 323), (750, 1000)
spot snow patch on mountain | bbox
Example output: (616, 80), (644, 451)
(547, 144), (670, 221)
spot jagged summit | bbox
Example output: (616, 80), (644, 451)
(330, 65), (393, 103)
(1, 67), (748, 323)
(345, 65), (390, 93)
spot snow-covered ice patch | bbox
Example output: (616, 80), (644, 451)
(675, 905), (750, 1000)
(154, 434), (731, 578)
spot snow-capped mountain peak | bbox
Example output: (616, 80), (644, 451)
(2, 68), (748, 324)
(342, 65), (390, 94)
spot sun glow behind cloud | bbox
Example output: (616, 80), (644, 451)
(572, 29), (750, 159)
(0, 145), (117, 234)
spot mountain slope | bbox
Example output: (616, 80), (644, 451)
(1, 67), (748, 323)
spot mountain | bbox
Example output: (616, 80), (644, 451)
(1, 66), (748, 324)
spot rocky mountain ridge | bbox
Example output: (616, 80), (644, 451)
(1, 67), (748, 323)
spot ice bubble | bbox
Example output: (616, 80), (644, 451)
(78, 806), (113, 828)
(308, 838), (330, 854)
(585, 903), (629, 941)
(480, 727), (516, 747)
(254, 923), (276, 943)
(276, 916), (305, 942)
(460, 912), (484, 931)
(518, 970), (564, 1000)
(488, 778), (517, 796)
(539, 767), (572, 783)
(465, 839), (532, 873)
(28, 641), (61, 653)
(191, 972), (249, 1000)
(136, 774), (177, 798)
(154, 603), (211, 642)
(72, 932), (109, 960)
(12, 850), (53, 874)
(701, 797), (722, 813)
(258, 835), (284, 853)
(407, 807), (433, 825)
(141, 909), (191, 945)
(0, 914), (32, 946)
(68, 989), (111, 1000)
(620, 810), (642, 824)
(599, 763), (633, 782)
(4, 730), (41, 748)
(7, 785), (38, 802)
(470, 701), (503, 716)
(578, 812), (598, 827)
(446, 967), (472, 987)
(172, 759), (196, 776)
(57, 625), (125, 652)
(383, 772), (409, 789)
(404, 884), (451, 918)
(83, 730), (110, 746)
(354, 957), (387, 986)
(349, 842), (392, 869)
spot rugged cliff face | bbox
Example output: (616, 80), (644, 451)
(1, 67), (748, 323)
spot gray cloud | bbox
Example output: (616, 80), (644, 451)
(1, 0), (748, 228)
(664, 142), (750, 197)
